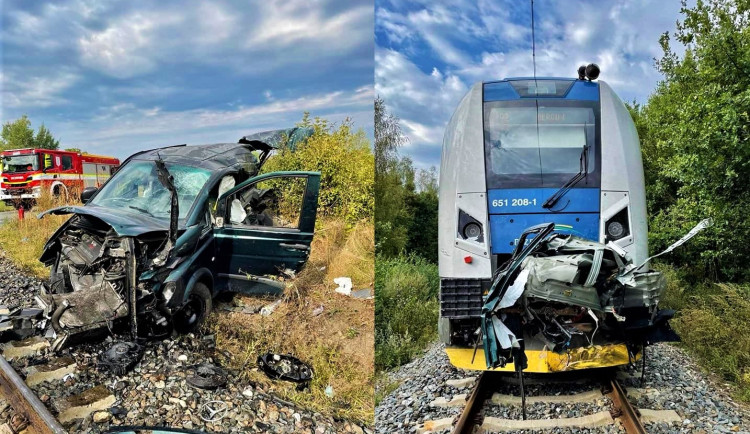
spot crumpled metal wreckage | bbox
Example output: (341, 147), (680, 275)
(481, 218), (713, 371)
(0, 128), (321, 355)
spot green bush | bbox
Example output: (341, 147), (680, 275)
(375, 255), (439, 371)
(658, 263), (750, 401)
(262, 114), (374, 226)
(631, 0), (750, 281)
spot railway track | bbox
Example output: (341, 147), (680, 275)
(0, 353), (64, 433)
(421, 368), (679, 433)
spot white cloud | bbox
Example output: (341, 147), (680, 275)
(72, 0), (373, 79)
(375, 48), (467, 125)
(376, 0), (683, 168)
(53, 86), (373, 154)
(1, 70), (80, 109)
(248, 2), (371, 50)
(196, 3), (237, 45)
(78, 14), (164, 78)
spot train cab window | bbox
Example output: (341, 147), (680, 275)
(484, 102), (597, 188)
(61, 155), (74, 170)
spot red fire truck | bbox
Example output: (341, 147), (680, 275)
(0, 148), (120, 208)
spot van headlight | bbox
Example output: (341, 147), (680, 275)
(162, 281), (176, 302)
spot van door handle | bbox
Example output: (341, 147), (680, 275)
(279, 243), (310, 251)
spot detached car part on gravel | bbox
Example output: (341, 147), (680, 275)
(35, 128), (321, 351)
(258, 353), (313, 389)
(481, 219), (712, 370)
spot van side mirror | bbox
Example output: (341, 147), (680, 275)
(81, 187), (98, 203)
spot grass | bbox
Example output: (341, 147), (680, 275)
(657, 263), (750, 402)
(374, 255), (439, 373)
(0, 190), (75, 277)
(0, 189), (376, 424)
(209, 219), (375, 425)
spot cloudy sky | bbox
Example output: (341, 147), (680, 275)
(1, 0), (374, 159)
(375, 0), (685, 169)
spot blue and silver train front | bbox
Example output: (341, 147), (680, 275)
(437, 77), (648, 371)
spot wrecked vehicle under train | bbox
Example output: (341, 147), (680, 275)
(481, 219), (712, 371)
(33, 128), (321, 351)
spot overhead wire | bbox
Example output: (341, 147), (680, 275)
(531, 0), (544, 186)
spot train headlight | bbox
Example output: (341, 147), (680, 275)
(606, 221), (625, 239)
(458, 209), (484, 243)
(605, 207), (630, 241)
(462, 222), (482, 240)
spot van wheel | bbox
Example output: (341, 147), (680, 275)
(172, 282), (212, 334)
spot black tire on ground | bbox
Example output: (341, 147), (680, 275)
(172, 282), (212, 334)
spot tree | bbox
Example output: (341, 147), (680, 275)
(35, 124), (60, 150)
(374, 97), (440, 262)
(0, 116), (60, 151)
(405, 167), (439, 262)
(261, 113), (374, 225)
(375, 97), (412, 256)
(65, 147), (82, 153)
(634, 0), (750, 281)
(0, 116), (35, 150)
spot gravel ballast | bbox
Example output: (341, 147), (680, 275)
(0, 255), (370, 433)
(375, 342), (750, 433)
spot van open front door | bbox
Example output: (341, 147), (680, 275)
(213, 171), (320, 295)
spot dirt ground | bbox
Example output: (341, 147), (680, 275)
(210, 220), (375, 425)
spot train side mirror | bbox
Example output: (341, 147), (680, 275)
(81, 187), (98, 203)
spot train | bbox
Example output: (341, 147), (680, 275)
(437, 66), (691, 373)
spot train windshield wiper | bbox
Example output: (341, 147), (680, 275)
(542, 144), (589, 209)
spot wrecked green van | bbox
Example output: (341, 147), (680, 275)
(36, 128), (320, 350)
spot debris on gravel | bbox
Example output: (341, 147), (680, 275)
(0, 255), (45, 308)
(0, 254), (370, 433)
(375, 342), (750, 434)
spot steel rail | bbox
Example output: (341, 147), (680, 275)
(452, 372), (490, 434)
(607, 378), (646, 434)
(0, 355), (65, 433)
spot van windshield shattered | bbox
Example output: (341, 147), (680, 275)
(90, 160), (211, 220)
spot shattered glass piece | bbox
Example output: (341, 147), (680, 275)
(239, 127), (314, 152)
